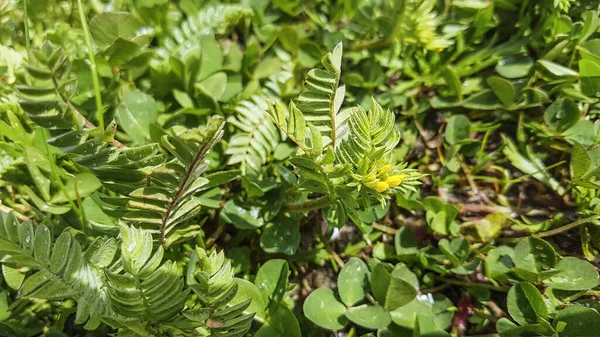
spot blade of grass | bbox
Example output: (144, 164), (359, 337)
(76, 0), (104, 130)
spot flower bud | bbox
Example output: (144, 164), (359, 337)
(367, 181), (389, 192)
(378, 164), (393, 174)
(386, 174), (406, 187)
(364, 174), (377, 182)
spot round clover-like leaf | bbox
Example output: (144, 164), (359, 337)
(115, 91), (159, 145)
(487, 76), (516, 106)
(337, 257), (369, 307)
(496, 55), (534, 78)
(445, 115), (471, 145)
(255, 259), (289, 306)
(303, 288), (348, 330)
(571, 143), (591, 178)
(395, 226), (418, 259)
(221, 200), (265, 229)
(513, 237), (557, 273)
(554, 305), (600, 337)
(544, 257), (600, 291)
(484, 246), (514, 283)
(385, 265), (418, 310)
(507, 282), (548, 326)
(255, 305), (301, 337)
(260, 215), (300, 255)
(544, 98), (580, 133)
(390, 294), (454, 330)
(89, 12), (146, 50)
(230, 279), (267, 320)
(345, 305), (391, 330)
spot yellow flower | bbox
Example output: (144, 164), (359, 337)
(374, 181), (389, 192)
(378, 164), (393, 174)
(365, 181), (389, 192)
(364, 174), (377, 182)
(386, 174), (407, 187)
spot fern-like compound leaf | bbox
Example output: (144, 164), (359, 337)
(335, 98), (423, 200)
(0, 212), (118, 329)
(266, 42), (424, 231)
(161, 4), (253, 53)
(105, 225), (189, 322)
(266, 43), (350, 157)
(336, 98), (400, 172)
(17, 44), (167, 197)
(116, 116), (225, 248)
(297, 42), (347, 148)
(186, 248), (254, 337)
(226, 97), (280, 173)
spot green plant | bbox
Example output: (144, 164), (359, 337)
(3, 0), (600, 336)
(0, 211), (253, 336)
(267, 43), (423, 231)
(303, 257), (453, 336)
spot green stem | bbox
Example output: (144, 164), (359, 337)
(441, 278), (510, 292)
(283, 195), (333, 212)
(76, 0), (104, 130)
(499, 214), (600, 243)
(420, 283), (450, 294)
(585, 290), (600, 297)
(372, 223), (398, 235)
(42, 130), (87, 230)
(535, 214), (600, 238)
(51, 74), (125, 148)
(126, 325), (156, 337)
(205, 222), (225, 249)
(567, 43), (578, 69)
(350, 38), (391, 52)
(23, 0), (32, 61)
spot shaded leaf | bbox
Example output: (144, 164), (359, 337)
(507, 282), (548, 326)
(337, 257), (369, 307)
(345, 305), (391, 330)
(303, 288), (348, 330)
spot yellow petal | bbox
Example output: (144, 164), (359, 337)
(386, 174), (406, 187)
(374, 181), (389, 192)
(364, 174), (377, 182)
(378, 164), (393, 174)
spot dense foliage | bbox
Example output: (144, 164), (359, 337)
(2, 0), (600, 336)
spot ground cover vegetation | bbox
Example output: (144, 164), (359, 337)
(1, 0), (600, 336)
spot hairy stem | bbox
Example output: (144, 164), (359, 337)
(0, 205), (29, 222)
(329, 74), (340, 149)
(276, 125), (312, 156)
(76, 0), (104, 130)
(283, 195), (333, 212)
